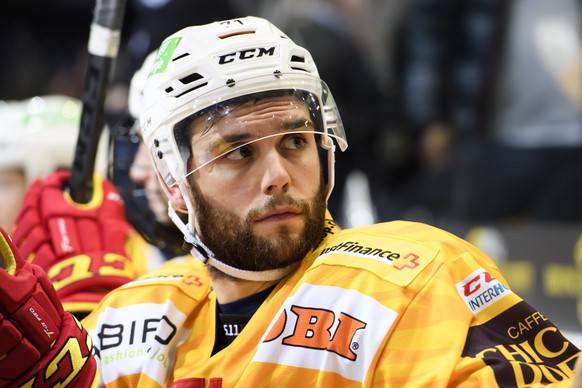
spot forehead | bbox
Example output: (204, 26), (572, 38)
(190, 94), (313, 141)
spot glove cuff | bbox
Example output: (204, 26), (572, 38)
(5, 312), (98, 387)
(47, 252), (137, 315)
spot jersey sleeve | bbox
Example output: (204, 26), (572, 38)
(373, 230), (580, 387)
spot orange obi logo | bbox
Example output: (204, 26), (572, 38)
(254, 284), (398, 383)
(263, 306), (366, 361)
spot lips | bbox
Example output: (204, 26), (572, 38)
(255, 207), (301, 222)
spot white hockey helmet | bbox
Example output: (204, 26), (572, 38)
(0, 95), (108, 184)
(138, 17), (348, 280)
(140, 16), (347, 190)
(128, 51), (157, 120)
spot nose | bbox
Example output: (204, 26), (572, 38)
(129, 143), (153, 185)
(260, 150), (291, 195)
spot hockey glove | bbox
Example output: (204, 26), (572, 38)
(0, 226), (97, 386)
(12, 170), (138, 315)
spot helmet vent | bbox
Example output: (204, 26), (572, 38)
(289, 55), (310, 72)
(180, 72), (204, 85)
(173, 53), (190, 61)
(218, 30), (256, 39)
(164, 72), (209, 98)
(175, 84), (208, 98)
(291, 55), (305, 63)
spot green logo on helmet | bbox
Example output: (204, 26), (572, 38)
(150, 37), (182, 76)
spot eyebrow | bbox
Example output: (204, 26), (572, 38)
(282, 118), (314, 130)
(208, 118), (315, 150)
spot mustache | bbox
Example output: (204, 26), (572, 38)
(245, 195), (308, 221)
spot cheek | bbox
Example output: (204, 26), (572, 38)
(196, 174), (253, 214)
(144, 172), (162, 193)
(294, 152), (322, 195)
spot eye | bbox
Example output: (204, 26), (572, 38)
(224, 144), (252, 161)
(282, 135), (307, 150)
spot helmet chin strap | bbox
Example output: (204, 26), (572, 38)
(167, 195), (299, 282)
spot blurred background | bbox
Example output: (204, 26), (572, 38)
(1, 0), (581, 343)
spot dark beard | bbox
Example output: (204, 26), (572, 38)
(190, 181), (327, 279)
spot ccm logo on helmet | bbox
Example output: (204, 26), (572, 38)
(216, 46), (277, 65)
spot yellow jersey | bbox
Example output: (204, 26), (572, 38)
(82, 219), (580, 387)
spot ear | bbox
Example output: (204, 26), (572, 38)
(155, 171), (188, 210)
(166, 184), (188, 210)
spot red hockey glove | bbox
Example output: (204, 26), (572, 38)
(0, 226), (97, 387)
(12, 171), (138, 315)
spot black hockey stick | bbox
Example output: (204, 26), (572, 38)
(68, 0), (127, 203)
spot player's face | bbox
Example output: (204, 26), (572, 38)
(0, 168), (26, 231)
(186, 95), (326, 273)
(129, 142), (170, 224)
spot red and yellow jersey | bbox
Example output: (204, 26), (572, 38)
(82, 219), (580, 387)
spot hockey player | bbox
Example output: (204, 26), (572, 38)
(0, 95), (109, 231)
(109, 51), (188, 261)
(1, 16), (581, 387)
